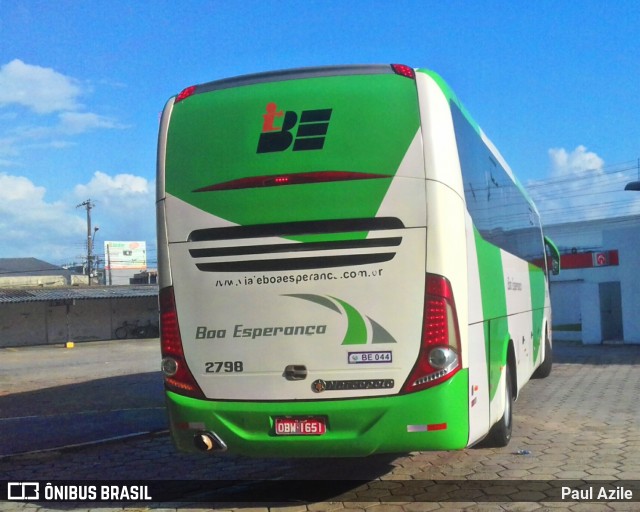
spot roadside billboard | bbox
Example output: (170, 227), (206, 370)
(104, 241), (147, 270)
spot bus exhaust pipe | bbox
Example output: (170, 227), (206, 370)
(194, 432), (228, 452)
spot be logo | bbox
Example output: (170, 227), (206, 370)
(257, 102), (332, 153)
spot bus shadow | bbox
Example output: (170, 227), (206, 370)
(0, 372), (166, 457)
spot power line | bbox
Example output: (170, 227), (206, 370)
(526, 160), (640, 189)
(525, 159), (640, 223)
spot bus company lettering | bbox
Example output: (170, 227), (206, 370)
(312, 378), (395, 393)
(257, 102), (332, 153)
(196, 324), (327, 340)
(196, 326), (227, 339)
(507, 277), (523, 291)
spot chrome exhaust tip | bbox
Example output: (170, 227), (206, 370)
(194, 431), (228, 452)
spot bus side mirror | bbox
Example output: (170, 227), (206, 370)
(544, 236), (561, 276)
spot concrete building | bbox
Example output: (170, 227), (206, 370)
(0, 257), (159, 347)
(545, 214), (640, 344)
(0, 258), (77, 287)
(0, 285), (159, 347)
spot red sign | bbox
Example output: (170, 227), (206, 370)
(559, 250), (619, 269)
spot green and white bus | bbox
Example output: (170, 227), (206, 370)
(156, 64), (560, 457)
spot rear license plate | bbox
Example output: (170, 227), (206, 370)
(274, 417), (326, 436)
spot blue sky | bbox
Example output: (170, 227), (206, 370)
(1, 1), (639, 266)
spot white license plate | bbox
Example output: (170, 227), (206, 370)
(274, 417), (326, 436)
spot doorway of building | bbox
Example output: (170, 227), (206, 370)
(599, 281), (623, 342)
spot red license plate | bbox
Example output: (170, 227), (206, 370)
(274, 417), (326, 436)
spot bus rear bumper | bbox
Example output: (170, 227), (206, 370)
(165, 370), (469, 457)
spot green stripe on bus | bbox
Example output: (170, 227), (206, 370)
(529, 263), (547, 361)
(417, 69), (482, 135)
(474, 227), (508, 401)
(332, 297), (368, 345)
(165, 74), (420, 233)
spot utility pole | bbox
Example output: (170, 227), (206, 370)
(77, 199), (95, 285)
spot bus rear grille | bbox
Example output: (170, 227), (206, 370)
(188, 217), (404, 272)
(188, 217), (404, 242)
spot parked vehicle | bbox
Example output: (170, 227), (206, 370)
(156, 64), (560, 457)
(115, 320), (159, 340)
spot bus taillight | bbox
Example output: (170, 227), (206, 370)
(159, 286), (205, 399)
(391, 64), (416, 79)
(401, 273), (462, 393)
(175, 85), (197, 104)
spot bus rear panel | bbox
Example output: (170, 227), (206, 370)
(157, 64), (546, 457)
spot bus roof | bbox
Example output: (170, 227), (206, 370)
(175, 64), (401, 98)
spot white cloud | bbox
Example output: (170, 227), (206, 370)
(548, 145), (605, 177)
(74, 171), (150, 198)
(0, 173), (86, 260)
(73, 171), (156, 255)
(0, 60), (127, 165)
(0, 171), (156, 263)
(528, 147), (640, 226)
(58, 112), (125, 134)
(0, 59), (82, 114)
(0, 173), (45, 202)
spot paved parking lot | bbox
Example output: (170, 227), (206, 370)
(1, 340), (639, 510)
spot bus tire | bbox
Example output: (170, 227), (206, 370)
(532, 332), (552, 379)
(486, 364), (513, 448)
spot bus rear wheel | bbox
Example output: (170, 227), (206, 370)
(486, 365), (513, 448)
(532, 332), (553, 379)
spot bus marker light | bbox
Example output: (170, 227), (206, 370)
(391, 64), (416, 79)
(193, 171), (390, 192)
(407, 423), (447, 433)
(175, 85), (197, 103)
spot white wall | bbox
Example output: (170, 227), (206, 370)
(0, 302), (47, 346)
(0, 296), (159, 347)
(548, 220), (640, 344)
(606, 226), (640, 343)
(549, 281), (582, 341)
(0, 275), (67, 288)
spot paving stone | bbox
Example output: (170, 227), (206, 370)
(362, 505), (409, 512)
(401, 503), (442, 512)
(2, 342), (640, 511)
(499, 503), (544, 511)
(308, 503), (346, 511)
